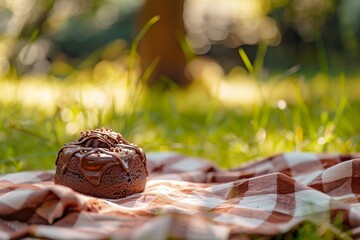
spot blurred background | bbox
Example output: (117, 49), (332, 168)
(0, 0), (359, 79)
(1, 0), (360, 172)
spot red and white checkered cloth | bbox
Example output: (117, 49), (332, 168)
(1, 152), (360, 239)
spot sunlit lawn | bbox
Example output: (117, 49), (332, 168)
(1, 64), (360, 173)
(1, 65), (360, 239)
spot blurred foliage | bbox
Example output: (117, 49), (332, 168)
(0, 0), (359, 78)
(0, 0), (142, 76)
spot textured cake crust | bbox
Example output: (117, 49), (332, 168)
(54, 152), (146, 198)
(54, 128), (147, 199)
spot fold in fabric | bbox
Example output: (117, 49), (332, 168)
(0, 152), (360, 239)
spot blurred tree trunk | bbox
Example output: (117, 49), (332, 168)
(137, 0), (192, 87)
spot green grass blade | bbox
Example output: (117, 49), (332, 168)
(128, 15), (160, 83)
(253, 42), (268, 79)
(139, 56), (160, 85)
(238, 48), (254, 75)
(332, 74), (348, 131)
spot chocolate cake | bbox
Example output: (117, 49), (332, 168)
(54, 128), (148, 199)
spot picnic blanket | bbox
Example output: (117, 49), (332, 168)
(1, 152), (360, 239)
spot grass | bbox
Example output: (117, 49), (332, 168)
(1, 67), (360, 172)
(1, 47), (360, 239)
(1, 15), (359, 172)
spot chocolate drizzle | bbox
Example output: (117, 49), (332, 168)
(56, 128), (147, 185)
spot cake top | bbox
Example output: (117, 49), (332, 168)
(56, 128), (147, 185)
(77, 128), (131, 148)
